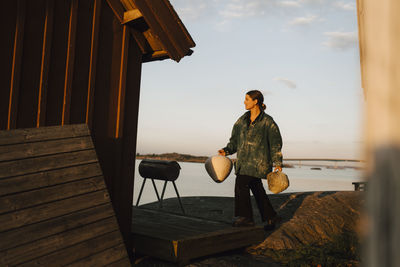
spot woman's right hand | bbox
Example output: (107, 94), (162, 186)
(218, 149), (226, 156)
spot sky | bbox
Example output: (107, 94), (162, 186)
(136, 0), (364, 160)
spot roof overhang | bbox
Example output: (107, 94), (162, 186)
(106, 0), (195, 62)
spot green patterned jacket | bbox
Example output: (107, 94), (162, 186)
(223, 111), (283, 179)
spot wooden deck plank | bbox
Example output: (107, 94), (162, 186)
(0, 135), (94, 162)
(132, 208), (227, 240)
(131, 207), (265, 263)
(0, 176), (106, 214)
(0, 124), (89, 145)
(0, 217), (119, 266)
(106, 257), (132, 267)
(133, 233), (175, 262)
(0, 149), (98, 179)
(0, 189), (110, 232)
(66, 243), (128, 267)
(177, 226), (264, 262)
(0, 203), (114, 251)
(18, 231), (124, 267)
(0, 163), (102, 197)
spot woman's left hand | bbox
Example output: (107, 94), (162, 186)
(274, 166), (282, 172)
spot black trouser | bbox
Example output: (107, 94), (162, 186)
(235, 174), (276, 222)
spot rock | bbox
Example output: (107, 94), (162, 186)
(247, 191), (364, 266)
(250, 191), (363, 251)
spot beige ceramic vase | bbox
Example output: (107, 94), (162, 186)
(205, 155), (233, 183)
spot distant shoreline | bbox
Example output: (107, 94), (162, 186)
(136, 153), (364, 169)
(135, 152), (295, 168)
(136, 152), (208, 163)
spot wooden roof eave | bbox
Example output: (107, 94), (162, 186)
(142, 49), (194, 63)
(106, 0), (195, 63)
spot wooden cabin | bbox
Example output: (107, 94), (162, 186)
(0, 0), (195, 258)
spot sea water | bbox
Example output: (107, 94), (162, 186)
(133, 160), (365, 205)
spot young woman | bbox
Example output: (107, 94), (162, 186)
(218, 90), (283, 230)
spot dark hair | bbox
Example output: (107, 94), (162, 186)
(246, 90), (266, 111)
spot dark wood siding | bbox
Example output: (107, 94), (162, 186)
(16, 0), (46, 128)
(0, 1), (18, 130)
(0, 124), (130, 266)
(46, 0), (71, 126)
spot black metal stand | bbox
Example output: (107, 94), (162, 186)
(136, 178), (185, 214)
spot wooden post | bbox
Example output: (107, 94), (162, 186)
(36, 0), (54, 127)
(109, 25), (129, 139)
(7, 0), (25, 130)
(116, 33), (142, 254)
(86, 0), (102, 129)
(61, 0), (78, 125)
(16, 0), (47, 129)
(90, 6), (141, 255)
(357, 0), (400, 265)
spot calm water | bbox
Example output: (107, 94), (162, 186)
(133, 160), (365, 205)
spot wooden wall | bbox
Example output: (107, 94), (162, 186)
(0, 124), (131, 266)
(0, 0), (142, 254)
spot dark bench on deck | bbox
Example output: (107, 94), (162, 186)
(0, 124), (131, 266)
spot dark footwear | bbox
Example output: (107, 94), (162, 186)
(232, 216), (255, 227)
(264, 215), (282, 231)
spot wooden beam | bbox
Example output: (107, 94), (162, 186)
(122, 9), (143, 24)
(36, 0), (54, 127)
(132, 0), (179, 60)
(143, 50), (169, 62)
(0, 1), (18, 130)
(120, 0), (136, 10)
(106, 0), (124, 23)
(115, 33), (142, 254)
(129, 28), (150, 54)
(113, 25), (129, 139)
(61, 0), (78, 125)
(86, 0), (102, 129)
(7, 0), (26, 130)
(141, 0), (190, 58)
(142, 29), (164, 51)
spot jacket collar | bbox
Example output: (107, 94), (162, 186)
(245, 110), (264, 126)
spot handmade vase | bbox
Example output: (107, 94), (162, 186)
(205, 155), (233, 183)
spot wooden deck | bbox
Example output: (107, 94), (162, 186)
(132, 207), (265, 264)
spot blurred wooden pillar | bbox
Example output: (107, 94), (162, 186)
(357, 0), (400, 266)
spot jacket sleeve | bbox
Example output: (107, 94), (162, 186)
(268, 120), (283, 167)
(223, 122), (239, 155)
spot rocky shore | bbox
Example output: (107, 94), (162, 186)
(134, 191), (364, 266)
